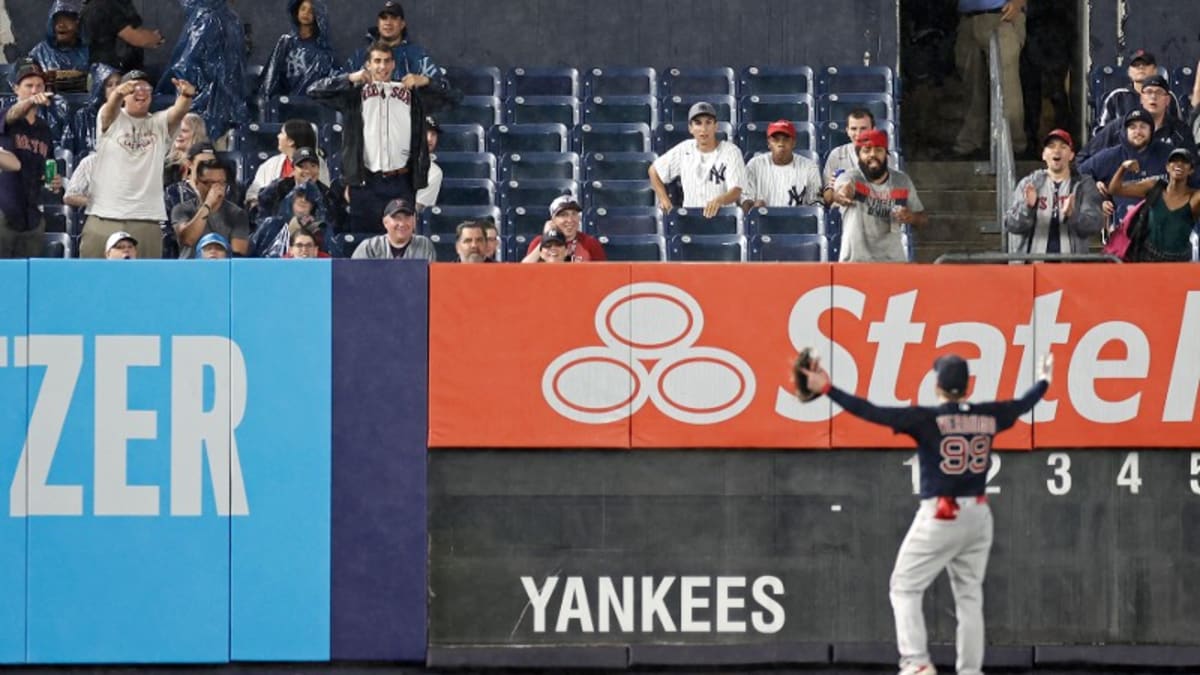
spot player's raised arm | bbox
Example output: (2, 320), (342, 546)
(797, 352), (913, 431)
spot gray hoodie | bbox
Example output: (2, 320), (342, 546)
(1004, 169), (1105, 257)
(351, 233), (437, 261)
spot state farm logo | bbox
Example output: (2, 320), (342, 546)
(542, 283), (755, 424)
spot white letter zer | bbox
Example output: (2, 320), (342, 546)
(94, 336), (160, 516)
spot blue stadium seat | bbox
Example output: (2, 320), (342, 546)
(667, 234), (746, 261)
(818, 93), (894, 125)
(661, 94), (737, 126)
(652, 121), (732, 154)
(1088, 64), (1134, 117)
(437, 96), (502, 129)
(43, 232), (73, 258)
(503, 96), (579, 126)
(748, 234), (827, 261)
(583, 66), (658, 98)
(598, 234), (666, 261)
(320, 123), (344, 158)
(744, 206), (824, 236)
(427, 233), (456, 262)
(498, 178), (578, 212)
(664, 208), (743, 236)
(443, 65), (503, 97)
(819, 118), (897, 155)
(660, 67), (737, 97)
(582, 95), (658, 126)
(0, 64), (11, 93)
(573, 123), (652, 154)
(438, 123), (487, 153)
(585, 206), (661, 236)
(499, 152), (580, 181)
(332, 232), (365, 258)
(235, 122), (284, 156)
(583, 152), (656, 181)
(53, 147), (74, 179)
(40, 205), (71, 234)
(505, 66), (580, 97)
(419, 205), (502, 237)
(739, 94), (814, 124)
(437, 178), (496, 207)
(1173, 65), (1195, 117)
(818, 65), (896, 96)
(487, 123), (569, 154)
(902, 227), (916, 262)
(504, 206), (551, 237)
(584, 180), (656, 209)
(739, 65), (815, 97)
(433, 152), (497, 181)
(737, 121), (818, 158)
(244, 64), (264, 93)
(263, 95), (342, 125)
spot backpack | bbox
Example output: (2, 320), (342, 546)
(1103, 179), (1166, 261)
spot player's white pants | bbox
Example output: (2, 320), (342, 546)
(890, 497), (993, 675)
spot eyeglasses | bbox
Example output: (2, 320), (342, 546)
(292, 242), (318, 249)
(1142, 89), (1168, 98)
(130, 84), (152, 93)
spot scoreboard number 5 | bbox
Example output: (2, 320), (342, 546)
(1191, 453), (1200, 495)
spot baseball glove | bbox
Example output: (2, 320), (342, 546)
(792, 348), (820, 402)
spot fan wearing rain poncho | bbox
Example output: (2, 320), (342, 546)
(28, 0), (90, 93)
(251, 178), (328, 258)
(63, 61), (119, 157)
(258, 0), (336, 99)
(156, 0), (249, 142)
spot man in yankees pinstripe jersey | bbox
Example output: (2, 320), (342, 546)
(649, 101), (746, 218)
(741, 119), (823, 211)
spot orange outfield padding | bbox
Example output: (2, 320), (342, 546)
(428, 263), (1200, 450)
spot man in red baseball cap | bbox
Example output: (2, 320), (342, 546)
(831, 128), (928, 262)
(741, 119), (823, 211)
(1003, 128), (1104, 258)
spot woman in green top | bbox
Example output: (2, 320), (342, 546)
(1108, 148), (1200, 262)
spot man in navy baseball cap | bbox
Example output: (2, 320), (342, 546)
(934, 354), (970, 398)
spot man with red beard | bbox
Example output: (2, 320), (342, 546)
(832, 129), (927, 262)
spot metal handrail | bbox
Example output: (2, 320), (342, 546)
(934, 252), (1123, 264)
(988, 32), (1016, 254)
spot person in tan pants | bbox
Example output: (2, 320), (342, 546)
(953, 0), (1027, 158)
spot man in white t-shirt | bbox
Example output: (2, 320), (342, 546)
(80, 69), (195, 258)
(649, 101), (745, 218)
(832, 129), (927, 262)
(741, 119), (823, 210)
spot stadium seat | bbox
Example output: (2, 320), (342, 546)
(332, 232), (364, 258)
(427, 233), (456, 262)
(503, 95), (579, 126)
(214, 150), (246, 187)
(498, 178), (578, 212)
(737, 121), (818, 158)
(817, 65), (896, 96)
(40, 205), (71, 234)
(1191, 226), (1199, 262)
(744, 206), (824, 236)
(598, 234), (666, 261)
(660, 67), (737, 97)
(320, 123), (344, 157)
(487, 123), (569, 154)
(583, 151), (656, 181)
(661, 94), (737, 126)
(437, 96), (502, 129)
(244, 151), (272, 189)
(264, 95), (342, 125)
(901, 228), (916, 262)
(42, 232), (73, 258)
(584, 180), (656, 209)
(235, 122), (284, 156)
(504, 206), (551, 237)
(818, 93), (895, 125)
(585, 206), (661, 236)
(244, 64), (264, 93)
(573, 123), (652, 154)
(664, 207), (742, 236)
(499, 152), (580, 181)
(739, 65), (815, 97)
(1088, 64), (1138, 118)
(437, 178), (496, 207)
(438, 123), (487, 153)
(53, 147), (74, 179)
(1173, 65), (1195, 117)
(433, 152), (497, 181)
(582, 95), (658, 126)
(739, 94), (814, 124)
(652, 121), (732, 154)
(819, 118), (897, 155)
(583, 66), (658, 98)
(419, 205), (502, 237)
(667, 234), (746, 261)
(443, 65), (503, 97)
(505, 66), (580, 97)
(0, 64), (11, 93)
(748, 234), (827, 261)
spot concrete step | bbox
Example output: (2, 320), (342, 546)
(919, 189), (998, 214)
(921, 212), (1000, 242)
(906, 160), (1044, 190)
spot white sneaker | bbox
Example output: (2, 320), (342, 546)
(898, 665), (937, 675)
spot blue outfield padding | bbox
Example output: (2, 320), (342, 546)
(0, 262), (28, 664)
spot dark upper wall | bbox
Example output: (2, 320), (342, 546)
(1087, 0), (1200, 73)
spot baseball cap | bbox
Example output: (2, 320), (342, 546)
(1124, 108), (1153, 128)
(293, 146), (320, 166)
(384, 198), (416, 217)
(1042, 129), (1073, 151)
(1127, 49), (1156, 66)
(549, 194), (582, 217)
(855, 128), (889, 149)
(425, 115), (441, 133)
(766, 119), (796, 138)
(10, 59), (45, 87)
(1141, 74), (1170, 91)
(379, 1), (404, 17)
(104, 231), (137, 253)
(186, 141), (216, 160)
(933, 354), (970, 396)
(197, 232), (231, 253)
(120, 69), (152, 86)
(1168, 147), (1194, 164)
(687, 101), (717, 122)
(540, 228), (568, 247)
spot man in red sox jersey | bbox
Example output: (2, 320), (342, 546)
(833, 129), (927, 262)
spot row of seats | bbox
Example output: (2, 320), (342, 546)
(1088, 62), (1196, 121)
(421, 206), (833, 238)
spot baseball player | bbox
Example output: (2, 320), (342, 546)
(740, 119), (823, 210)
(649, 101), (746, 218)
(797, 351), (1053, 675)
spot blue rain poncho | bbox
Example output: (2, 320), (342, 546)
(63, 61), (119, 156)
(156, 0), (248, 140)
(28, 0), (89, 73)
(257, 0), (336, 99)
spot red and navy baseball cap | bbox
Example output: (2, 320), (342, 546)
(1124, 108), (1153, 128)
(1127, 49), (1156, 66)
(855, 128), (889, 149)
(10, 59), (46, 87)
(1042, 129), (1073, 151)
(934, 354), (970, 396)
(1141, 74), (1170, 91)
(540, 228), (568, 247)
(384, 198), (416, 217)
(379, 1), (404, 18)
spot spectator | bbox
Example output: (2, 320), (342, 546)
(741, 119), (823, 210)
(346, 1), (440, 88)
(251, 179), (326, 258)
(1096, 49), (1181, 130)
(171, 158), (250, 258)
(164, 140), (217, 223)
(6, 58), (70, 146)
(649, 101), (746, 218)
(196, 231), (231, 259)
(255, 146), (336, 229)
(104, 230), (137, 259)
(952, 0), (1026, 158)
(0, 61), (64, 258)
(0, 148), (17, 171)
(454, 220), (489, 263)
(28, 0), (89, 94)
(1004, 129), (1104, 257)
(309, 40), (446, 232)
(823, 108), (876, 204)
(81, 70), (195, 259)
(1108, 150), (1200, 262)
(245, 119), (327, 207)
(164, 112), (209, 186)
(63, 62), (120, 157)
(1078, 109), (1179, 225)
(1080, 77), (1195, 162)
(415, 115), (441, 211)
(258, 0), (336, 99)
(156, 0), (249, 143)
(480, 218), (500, 261)
(285, 226), (324, 258)
(832, 129), (927, 262)
(524, 227), (569, 263)
(350, 197), (436, 260)
(62, 150), (96, 209)
(522, 195), (606, 262)
(81, 0), (164, 72)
